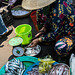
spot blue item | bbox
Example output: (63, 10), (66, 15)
(52, 62), (59, 66)
(0, 15), (7, 35)
(23, 61), (40, 75)
(0, 56), (38, 75)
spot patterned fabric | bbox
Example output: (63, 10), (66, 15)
(55, 36), (73, 57)
(36, 0), (75, 42)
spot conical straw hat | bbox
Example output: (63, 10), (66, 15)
(22, 0), (56, 10)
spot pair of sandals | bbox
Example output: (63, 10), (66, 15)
(0, 25), (13, 38)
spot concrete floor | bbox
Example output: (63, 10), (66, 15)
(0, 27), (16, 68)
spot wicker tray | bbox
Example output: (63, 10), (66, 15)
(11, 5), (32, 18)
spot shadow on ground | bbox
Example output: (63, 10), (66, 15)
(8, 55), (15, 61)
(0, 36), (8, 48)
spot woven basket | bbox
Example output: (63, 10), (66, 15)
(11, 5), (32, 18)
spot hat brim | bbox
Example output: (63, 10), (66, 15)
(22, 0), (56, 10)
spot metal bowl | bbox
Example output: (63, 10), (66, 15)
(24, 45), (41, 56)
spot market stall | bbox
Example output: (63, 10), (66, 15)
(0, 0), (75, 75)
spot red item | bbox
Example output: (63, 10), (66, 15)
(59, 14), (64, 19)
(69, 23), (74, 27)
(56, 35), (60, 42)
(30, 11), (39, 32)
(63, 1), (68, 7)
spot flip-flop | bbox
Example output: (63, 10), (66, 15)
(7, 25), (13, 32)
(5, 25), (13, 36)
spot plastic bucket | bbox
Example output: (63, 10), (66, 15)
(15, 24), (32, 45)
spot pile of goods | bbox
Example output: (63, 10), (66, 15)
(11, 10), (30, 16)
(48, 63), (69, 75)
(4, 58), (25, 75)
(25, 45), (41, 56)
(38, 55), (55, 73)
(11, 5), (31, 18)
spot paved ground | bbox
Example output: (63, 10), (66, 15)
(0, 27), (16, 68)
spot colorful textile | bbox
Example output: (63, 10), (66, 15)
(37, 0), (75, 42)
(55, 36), (73, 57)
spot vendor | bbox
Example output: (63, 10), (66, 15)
(22, 0), (75, 49)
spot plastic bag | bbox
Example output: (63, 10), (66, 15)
(38, 55), (55, 73)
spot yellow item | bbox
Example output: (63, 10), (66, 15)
(38, 58), (55, 73)
(15, 24), (32, 45)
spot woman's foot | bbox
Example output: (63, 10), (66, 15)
(6, 25), (13, 35)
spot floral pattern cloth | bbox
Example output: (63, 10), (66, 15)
(55, 36), (73, 56)
(36, 0), (75, 43)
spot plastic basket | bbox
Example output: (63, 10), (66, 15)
(0, 56), (38, 75)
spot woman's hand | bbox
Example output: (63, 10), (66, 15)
(29, 38), (40, 47)
(35, 27), (46, 37)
